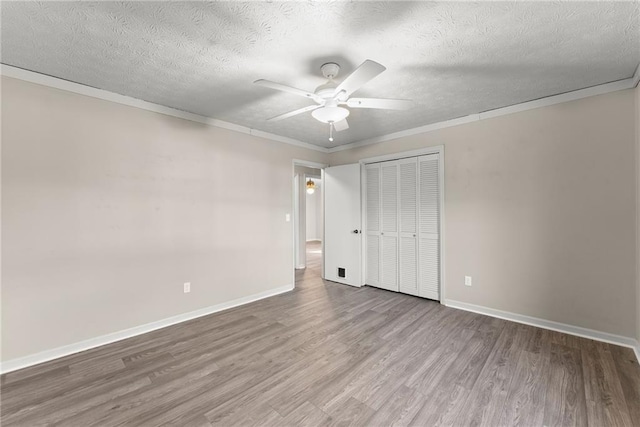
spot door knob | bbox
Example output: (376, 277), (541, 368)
(352, 229), (360, 234)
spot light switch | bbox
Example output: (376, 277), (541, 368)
(285, 214), (291, 222)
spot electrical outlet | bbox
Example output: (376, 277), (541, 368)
(184, 282), (191, 293)
(464, 276), (472, 287)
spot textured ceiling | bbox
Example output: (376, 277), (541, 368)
(2, 1), (639, 148)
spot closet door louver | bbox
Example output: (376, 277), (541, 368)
(418, 154), (440, 300)
(379, 161), (399, 292)
(398, 158), (419, 296)
(365, 164), (381, 286)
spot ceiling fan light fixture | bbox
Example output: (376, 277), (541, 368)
(311, 106), (350, 124)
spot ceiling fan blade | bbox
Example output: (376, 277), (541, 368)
(254, 79), (323, 103)
(333, 60), (386, 98)
(346, 98), (413, 110)
(333, 118), (349, 132)
(267, 105), (320, 122)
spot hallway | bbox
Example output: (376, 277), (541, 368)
(296, 241), (322, 287)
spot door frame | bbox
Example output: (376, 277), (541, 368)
(359, 145), (446, 302)
(292, 159), (328, 288)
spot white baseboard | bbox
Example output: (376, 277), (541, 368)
(0, 284), (294, 374)
(295, 264), (306, 270)
(444, 299), (640, 364)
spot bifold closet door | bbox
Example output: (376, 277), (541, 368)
(365, 163), (380, 287)
(398, 157), (419, 296)
(418, 154), (440, 300)
(379, 161), (399, 292)
(365, 154), (440, 299)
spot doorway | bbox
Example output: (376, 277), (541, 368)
(292, 160), (327, 287)
(304, 175), (323, 279)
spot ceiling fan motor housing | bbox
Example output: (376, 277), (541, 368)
(320, 62), (340, 79)
(314, 82), (338, 99)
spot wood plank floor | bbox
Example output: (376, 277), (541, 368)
(2, 241), (639, 426)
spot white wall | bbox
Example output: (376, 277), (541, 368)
(306, 179), (322, 241)
(1, 76), (329, 362)
(331, 89), (637, 339)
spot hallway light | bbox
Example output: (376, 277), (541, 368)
(306, 179), (315, 194)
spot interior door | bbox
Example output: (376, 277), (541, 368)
(324, 164), (362, 287)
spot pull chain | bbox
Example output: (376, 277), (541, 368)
(329, 122), (334, 142)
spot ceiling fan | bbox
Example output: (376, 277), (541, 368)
(254, 60), (413, 142)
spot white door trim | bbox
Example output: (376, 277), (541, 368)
(293, 173), (303, 269)
(358, 146), (444, 164)
(292, 159), (328, 169)
(359, 145), (445, 302)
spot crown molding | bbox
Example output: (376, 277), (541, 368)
(3, 63), (638, 156)
(328, 63), (640, 153)
(0, 64), (329, 154)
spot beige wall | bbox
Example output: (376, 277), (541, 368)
(1, 76), (328, 361)
(331, 90), (637, 338)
